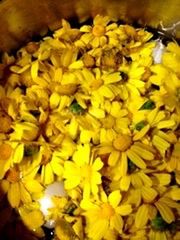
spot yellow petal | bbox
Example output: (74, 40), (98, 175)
(0, 159), (11, 179)
(89, 106), (105, 119)
(133, 124), (150, 141)
(49, 92), (61, 109)
(116, 204), (132, 216)
(141, 186), (158, 202)
(108, 190), (122, 208)
(88, 219), (109, 240)
(50, 161), (63, 177)
(119, 175), (131, 191)
(73, 144), (90, 166)
(64, 177), (81, 189)
(7, 182), (20, 208)
(111, 214), (123, 233)
(1, 179), (9, 193)
(24, 179), (43, 193)
(138, 172), (152, 186)
(80, 25), (92, 32)
(99, 85), (115, 99)
(119, 152), (128, 177)
(31, 60), (39, 80)
(44, 163), (54, 185)
(19, 182), (32, 203)
(157, 120), (176, 129)
(21, 210), (44, 230)
(92, 157), (103, 171)
(152, 135), (170, 156)
(153, 173), (171, 186)
(135, 204), (149, 228)
(67, 117), (79, 140)
(167, 42), (180, 56)
(80, 198), (98, 210)
(159, 197), (180, 209)
(13, 143), (24, 163)
(108, 150), (120, 166)
(131, 173), (143, 188)
(170, 188), (180, 200)
(130, 145), (154, 160)
(127, 149), (146, 169)
(155, 201), (175, 223)
(147, 205), (157, 220)
(154, 231), (167, 240)
(69, 60), (84, 69)
(102, 72), (121, 84)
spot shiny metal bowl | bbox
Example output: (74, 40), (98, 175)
(0, 0), (179, 52)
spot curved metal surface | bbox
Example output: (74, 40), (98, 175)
(0, 0), (179, 52)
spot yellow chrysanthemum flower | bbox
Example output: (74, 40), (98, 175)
(0, 15), (179, 240)
(109, 135), (154, 172)
(79, 15), (114, 48)
(63, 144), (103, 198)
(81, 190), (132, 240)
(133, 193), (179, 229)
(119, 61), (146, 98)
(0, 164), (44, 208)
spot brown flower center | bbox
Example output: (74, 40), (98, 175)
(101, 203), (115, 219)
(113, 134), (132, 151)
(0, 143), (13, 160)
(6, 168), (20, 182)
(92, 25), (105, 37)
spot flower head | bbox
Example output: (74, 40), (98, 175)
(63, 144), (103, 198)
(81, 190), (132, 240)
(79, 15), (112, 48)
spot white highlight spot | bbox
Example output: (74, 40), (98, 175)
(153, 40), (165, 64)
(39, 195), (54, 217)
(38, 181), (66, 228)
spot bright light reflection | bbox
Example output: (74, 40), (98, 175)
(153, 40), (165, 64)
(38, 195), (54, 216)
(38, 181), (66, 228)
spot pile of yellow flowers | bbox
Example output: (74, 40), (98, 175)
(0, 15), (180, 240)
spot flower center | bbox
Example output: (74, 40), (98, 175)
(113, 134), (132, 151)
(81, 165), (92, 181)
(90, 78), (104, 90)
(101, 203), (115, 219)
(0, 143), (13, 160)
(92, 25), (105, 37)
(6, 168), (20, 182)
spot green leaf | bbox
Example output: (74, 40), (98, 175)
(139, 100), (155, 110)
(135, 120), (147, 131)
(64, 201), (77, 216)
(70, 101), (84, 115)
(24, 145), (39, 157)
(128, 159), (137, 174)
(151, 215), (169, 231)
